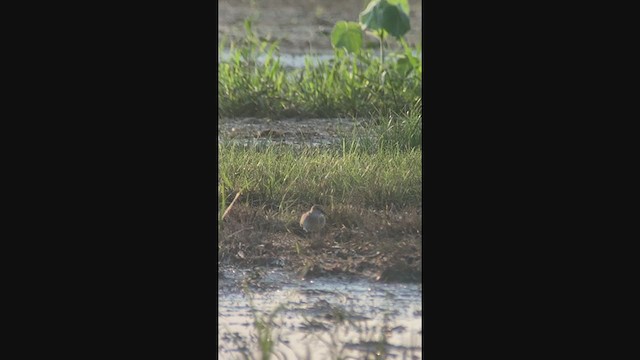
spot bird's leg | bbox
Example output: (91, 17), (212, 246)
(311, 231), (324, 249)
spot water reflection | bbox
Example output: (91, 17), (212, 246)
(218, 268), (422, 359)
(219, 51), (334, 68)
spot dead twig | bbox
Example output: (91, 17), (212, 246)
(222, 191), (242, 221)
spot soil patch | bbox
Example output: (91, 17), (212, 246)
(218, 117), (360, 145)
(218, 203), (422, 283)
(218, 0), (423, 54)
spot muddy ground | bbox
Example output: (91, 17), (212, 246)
(218, 117), (361, 146)
(218, 0), (423, 54)
(218, 118), (422, 283)
(219, 203), (422, 283)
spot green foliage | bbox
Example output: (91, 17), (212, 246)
(328, 0), (415, 69)
(330, 21), (363, 53)
(218, 111), (422, 214)
(387, 0), (410, 15)
(218, 34), (421, 118)
(359, 0), (410, 39)
(218, 3), (422, 118)
(393, 37), (422, 76)
(219, 143), (422, 211)
(359, 102), (422, 151)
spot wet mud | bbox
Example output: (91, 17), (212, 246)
(218, 117), (360, 147)
(218, 204), (422, 283)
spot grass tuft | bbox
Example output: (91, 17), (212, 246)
(218, 22), (422, 119)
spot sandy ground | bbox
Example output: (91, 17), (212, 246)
(218, 0), (422, 54)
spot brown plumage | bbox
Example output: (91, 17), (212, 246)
(299, 205), (326, 233)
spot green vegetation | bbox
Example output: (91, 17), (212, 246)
(218, 18), (421, 119)
(334, 0), (415, 69)
(217, 112), (422, 281)
(218, 1), (423, 356)
(218, 113), (421, 215)
(219, 142), (420, 210)
(217, 0), (422, 279)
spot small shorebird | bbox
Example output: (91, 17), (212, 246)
(300, 205), (326, 234)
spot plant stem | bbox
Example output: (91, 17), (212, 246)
(380, 30), (385, 65)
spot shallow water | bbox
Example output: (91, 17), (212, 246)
(219, 51), (422, 70)
(218, 267), (422, 359)
(219, 51), (334, 68)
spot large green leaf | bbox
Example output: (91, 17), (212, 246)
(359, 0), (410, 38)
(387, 0), (410, 15)
(330, 21), (363, 53)
(359, 0), (384, 32)
(380, 4), (410, 38)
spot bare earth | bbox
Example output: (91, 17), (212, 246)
(218, 0), (422, 54)
(218, 117), (361, 146)
(219, 204), (422, 283)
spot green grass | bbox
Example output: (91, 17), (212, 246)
(218, 144), (421, 214)
(218, 20), (422, 236)
(355, 104), (422, 151)
(218, 104), (422, 214)
(218, 22), (422, 119)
